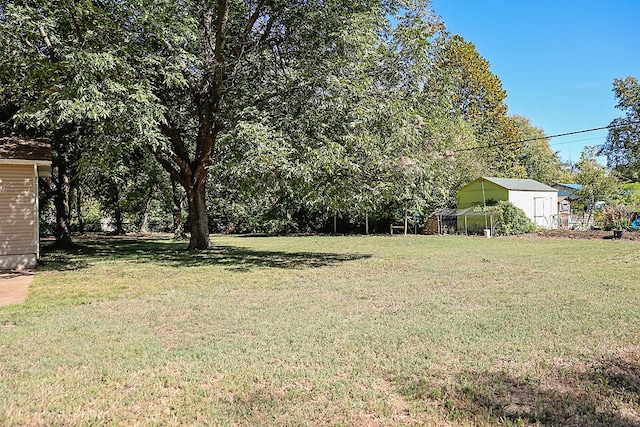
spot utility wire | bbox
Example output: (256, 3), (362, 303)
(451, 120), (640, 154)
(548, 136), (604, 147)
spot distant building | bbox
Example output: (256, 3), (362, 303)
(457, 177), (558, 233)
(553, 183), (582, 207)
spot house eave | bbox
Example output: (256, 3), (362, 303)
(0, 159), (52, 177)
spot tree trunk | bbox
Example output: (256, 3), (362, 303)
(114, 209), (125, 235)
(76, 186), (84, 235)
(139, 187), (154, 233)
(53, 152), (73, 247)
(404, 207), (408, 235)
(186, 180), (210, 250)
(365, 211), (369, 235)
(153, 87), (220, 250)
(171, 177), (186, 239)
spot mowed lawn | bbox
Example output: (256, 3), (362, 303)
(1, 235), (639, 426)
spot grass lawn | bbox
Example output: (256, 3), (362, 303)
(1, 234), (639, 426)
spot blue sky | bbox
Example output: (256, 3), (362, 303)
(431, 0), (640, 163)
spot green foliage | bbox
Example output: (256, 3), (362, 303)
(616, 182), (640, 210)
(434, 35), (525, 178)
(510, 115), (564, 184)
(600, 76), (640, 181)
(574, 147), (620, 215)
(1, 0), (569, 237)
(478, 201), (536, 236)
(601, 204), (633, 230)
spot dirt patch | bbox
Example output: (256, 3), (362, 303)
(0, 271), (35, 306)
(512, 229), (640, 240)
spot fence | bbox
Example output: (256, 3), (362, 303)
(554, 214), (594, 230)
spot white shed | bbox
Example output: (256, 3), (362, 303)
(457, 177), (558, 229)
(0, 137), (52, 270)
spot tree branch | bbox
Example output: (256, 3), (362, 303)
(37, 24), (56, 62)
(232, 2), (264, 56)
(158, 119), (192, 175)
(153, 147), (188, 187)
(62, 0), (85, 44)
(215, 0), (229, 64)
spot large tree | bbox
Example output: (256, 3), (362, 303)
(434, 34), (523, 177)
(574, 147), (619, 221)
(510, 115), (563, 184)
(0, 1), (163, 246)
(3, 0), (427, 249)
(600, 76), (640, 181)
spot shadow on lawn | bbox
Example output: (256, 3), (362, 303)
(401, 351), (640, 426)
(39, 237), (370, 272)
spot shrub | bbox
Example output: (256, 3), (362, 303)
(495, 201), (536, 235)
(601, 204), (633, 230)
(475, 201), (536, 236)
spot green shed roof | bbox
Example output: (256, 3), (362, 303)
(476, 177), (557, 192)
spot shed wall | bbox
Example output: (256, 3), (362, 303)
(457, 180), (508, 232)
(0, 164), (37, 270)
(509, 190), (558, 228)
(457, 178), (559, 231)
(457, 180), (509, 208)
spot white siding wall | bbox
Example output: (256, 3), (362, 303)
(0, 164), (37, 270)
(509, 190), (558, 228)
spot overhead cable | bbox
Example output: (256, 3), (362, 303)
(451, 120), (640, 154)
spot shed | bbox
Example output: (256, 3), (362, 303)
(551, 183), (598, 229)
(457, 177), (558, 232)
(424, 207), (458, 234)
(0, 137), (52, 270)
(553, 183), (582, 211)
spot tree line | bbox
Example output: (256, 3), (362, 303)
(1, 1), (636, 248)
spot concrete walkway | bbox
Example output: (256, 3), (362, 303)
(0, 271), (34, 306)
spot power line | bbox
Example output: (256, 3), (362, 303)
(548, 136), (604, 147)
(451, 120), (640, 154)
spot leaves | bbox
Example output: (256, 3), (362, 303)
(601, 76), (640, 181)
(1, 0), (569, 237)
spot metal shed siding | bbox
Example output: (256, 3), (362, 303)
(508, 190), (558, 227)
(457, 179), (509, 208)
(457, 180), (508, 232)
(0, 164), (38, 269)
(457, 177), (559, 231)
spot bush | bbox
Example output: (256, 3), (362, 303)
(601, 204), (633, 230)
(495, 201), (536, 235)
(474, 201), (536, 236)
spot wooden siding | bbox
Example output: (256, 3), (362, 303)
(0, 164), (37, 259)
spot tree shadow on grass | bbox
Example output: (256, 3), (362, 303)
(39, 237), (370, 272)
(400, 351), (640, 426)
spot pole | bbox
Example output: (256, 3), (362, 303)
(404, 206), (408, 235)
(481, 179), (488, 230)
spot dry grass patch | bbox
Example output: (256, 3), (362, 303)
(0, 234), (639, 425)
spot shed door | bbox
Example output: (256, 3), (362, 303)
(533, 197), (552, 226)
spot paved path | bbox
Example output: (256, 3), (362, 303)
(0, 272), (34, 306)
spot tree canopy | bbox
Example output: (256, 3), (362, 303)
(0, 0), (569, 241)
(600, 76), (640, 181)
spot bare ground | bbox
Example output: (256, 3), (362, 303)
(0, 271), (34, 306)
(514, 229), (640, 240)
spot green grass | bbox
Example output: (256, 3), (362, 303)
(1, 234), (639, 426)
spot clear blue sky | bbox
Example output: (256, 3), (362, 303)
(431, 0), (640, 163)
